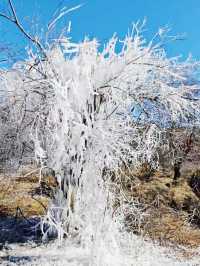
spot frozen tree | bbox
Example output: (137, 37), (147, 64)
(1, 1), (200, 263)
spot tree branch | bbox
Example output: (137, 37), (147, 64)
(0, 0), (46, 58)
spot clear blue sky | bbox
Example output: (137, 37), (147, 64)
(0, 0), (200, 63)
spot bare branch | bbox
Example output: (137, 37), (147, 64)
(0, 12), (14, 21)
(8, 0), (17, 20)
(0, 0), (46, 58)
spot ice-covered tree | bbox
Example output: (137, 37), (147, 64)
(1, 1), (200, 263)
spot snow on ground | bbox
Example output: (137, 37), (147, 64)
(0, 235), (200, 266)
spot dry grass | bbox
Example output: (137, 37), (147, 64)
(0, 166), (57, 218)
(114, 164), (200, 250)
(144, 207), (200, 248)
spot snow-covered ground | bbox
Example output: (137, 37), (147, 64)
(1, 235), (200, 266)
